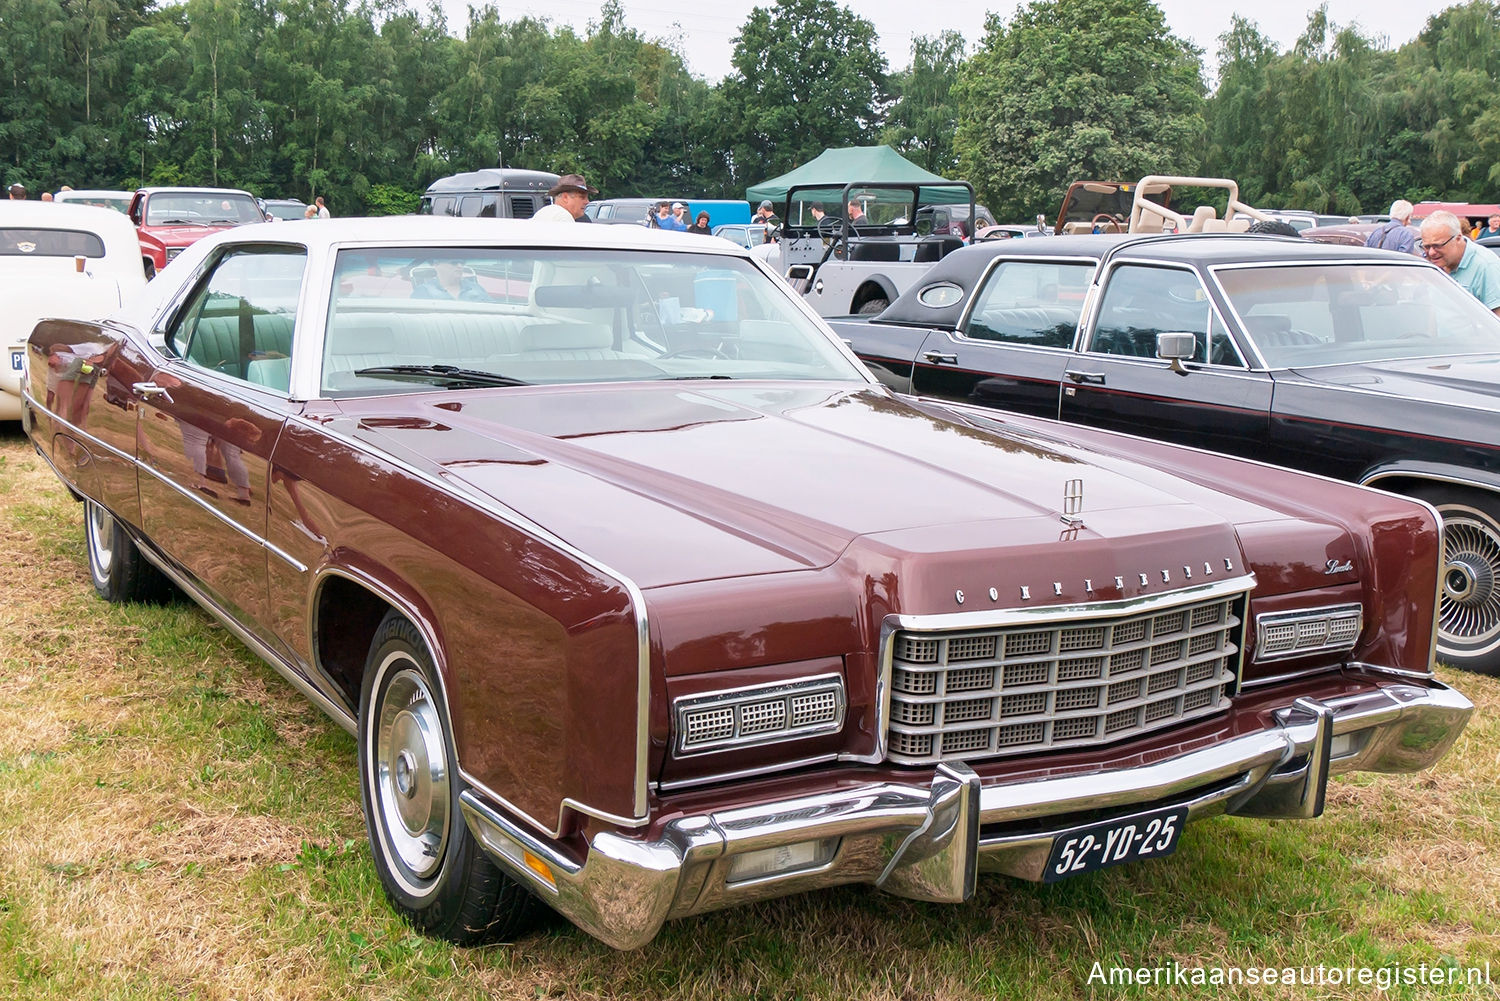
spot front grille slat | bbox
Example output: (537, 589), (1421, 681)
(884, 591), (1244, 764)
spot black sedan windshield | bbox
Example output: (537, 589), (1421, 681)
(1215, 262), (1500, 368)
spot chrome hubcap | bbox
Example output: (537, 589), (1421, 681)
(1438, 510), (1500, 651)
(86, 501), (114, 580)
(373, 666), (448, 882)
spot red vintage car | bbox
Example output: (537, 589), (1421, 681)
(18, 218), (1472, 949)
(128, 186), (266, 278)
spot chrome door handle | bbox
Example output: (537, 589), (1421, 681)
(1064, 369), (1105, 385)
(132, 381), (174, 403)
(922, 351), (958, 365)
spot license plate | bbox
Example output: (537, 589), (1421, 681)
(1043, 804), (1187, 882)
(9, 349), (20, 371)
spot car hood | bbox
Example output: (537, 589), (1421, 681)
(139, 222), (240, 246)
(346, 383), (1306, 595)
(1288, 355), (1500, 410)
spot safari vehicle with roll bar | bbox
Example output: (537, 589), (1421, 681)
(773, 180), (979, 316)
(1055, 175), (1272, 235)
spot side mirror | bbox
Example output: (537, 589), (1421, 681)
(1156, 331), (1197, 375)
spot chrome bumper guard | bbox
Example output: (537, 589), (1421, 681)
(460, 680), (1471, 950)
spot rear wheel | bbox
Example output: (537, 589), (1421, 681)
(856, 297), (889, 315)
(359, 612), (545, 943)
(84, 499), (170, 603)
(1415, 487), (1500, 674)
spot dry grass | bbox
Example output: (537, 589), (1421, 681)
(1, 423), (1498, 1000)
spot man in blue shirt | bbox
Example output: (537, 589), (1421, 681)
(1364, 199), (1418, 255)
(1421, 209), (1500, 316)
(651, 201), (686, 231)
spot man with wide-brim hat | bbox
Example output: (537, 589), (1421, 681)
(548, 173), (596, 221)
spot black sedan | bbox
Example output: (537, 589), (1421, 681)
(832, 233), (1500, 673)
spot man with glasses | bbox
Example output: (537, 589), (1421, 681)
(1419, 210), (1500, 315)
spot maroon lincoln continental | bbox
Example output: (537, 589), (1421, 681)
(19, 218), (1472, 948)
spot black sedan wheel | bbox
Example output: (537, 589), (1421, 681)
(1419, 488), (1500, 674)
(359, 612), (545, 943)
(84, 499), (170, 603)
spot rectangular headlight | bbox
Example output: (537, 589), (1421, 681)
(674, 675), (845, 755)
(1254, 603), (1363, 662)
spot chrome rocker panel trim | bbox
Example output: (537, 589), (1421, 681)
(460, 679), (1472, 950)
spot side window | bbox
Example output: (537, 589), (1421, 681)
(171, 246), (306, 392)
(1090, 265), (1213, 361)
(961, 261), (1093, 347)
(430, 195), (457, 217)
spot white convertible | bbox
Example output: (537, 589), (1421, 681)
(2, 201), (146, 421)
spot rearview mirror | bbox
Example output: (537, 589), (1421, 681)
(1156, 331), (1197, 375)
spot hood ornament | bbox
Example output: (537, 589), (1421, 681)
(1061, 478), (1084, 526)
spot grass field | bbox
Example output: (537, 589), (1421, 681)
(0, 422), (1496, 1000)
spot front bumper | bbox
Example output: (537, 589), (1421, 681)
(460, 679), (1471, 950)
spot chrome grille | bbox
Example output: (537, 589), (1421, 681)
(884, 589), (1246, 765)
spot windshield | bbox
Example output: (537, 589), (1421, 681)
(321, 248), (866, 396)
(145, 192), (262, 226)
(1215, 262), (1500, 368)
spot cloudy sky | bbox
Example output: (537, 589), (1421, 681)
(436, 0), (1457, 82)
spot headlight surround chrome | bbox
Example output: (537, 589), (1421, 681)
(673, 675), (846, 756)
(1254, 603), (1363, 662)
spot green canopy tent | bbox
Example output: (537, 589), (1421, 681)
(746, 145), (970, 207)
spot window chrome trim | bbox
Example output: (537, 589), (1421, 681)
(846, 575), (1256, 766)
(1082, 259), (1246, 370)
(951, 254), (1102, 349)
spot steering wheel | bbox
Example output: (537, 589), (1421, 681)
(658, 342), (736, 360)
(1092, 213), (1124, 234)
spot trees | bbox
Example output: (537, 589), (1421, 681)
(953, 0), (1206, 221)
(3, 0), (1499, 219)
(881, 31), (966, 176)
(720, 0), (886, 187)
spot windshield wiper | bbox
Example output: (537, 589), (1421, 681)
(665, 374), (735, 380)
(155, 218), (195, 225)
(352, 364), (530, 388)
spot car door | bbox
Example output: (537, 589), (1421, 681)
(134, 244), (306, 641)
(911, 256), (1096, 418)
(1057, 262), (1275, 457)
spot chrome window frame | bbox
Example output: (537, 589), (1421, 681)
(950, 254), (1102, 352)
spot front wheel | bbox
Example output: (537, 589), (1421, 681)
(1415, 487), (1500, 674)
(359, 612), (545, 943)
(84, 499), (170, 603)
